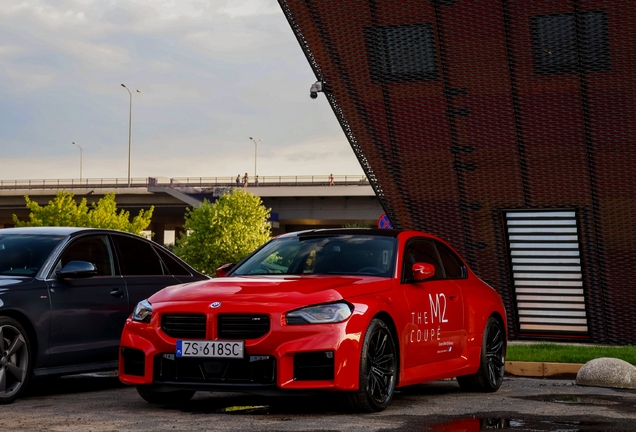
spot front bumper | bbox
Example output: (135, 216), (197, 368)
(119, 306), (365, 393)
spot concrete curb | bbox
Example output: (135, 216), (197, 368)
(505, 361), (583, 378)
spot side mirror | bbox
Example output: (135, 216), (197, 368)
(56, 261), (98, 279)
(412, 262), (435, 281)
(215, 263), (235, 278)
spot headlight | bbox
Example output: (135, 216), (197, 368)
(286, 302), (353, 325)
(132, 299), (153, 322)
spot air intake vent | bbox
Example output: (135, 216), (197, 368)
(218, 315), (270, 339)
(505, 210), (588, 334)
(161, 314), (206, 339)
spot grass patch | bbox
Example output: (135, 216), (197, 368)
(506, 343), (636, 365)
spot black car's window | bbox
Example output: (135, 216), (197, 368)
(402, 238), (445, 282)
(232, 235), (397, 277)
(58, 235), (115, 276)
(155, 246), (191, 276)
(112, 235), (164, 276)
(435, 241), (466, 279)
(0, 234), (64, 277)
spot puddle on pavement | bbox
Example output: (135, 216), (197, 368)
(521, 393), (625, 406)
(549, 395), (620, 405)
(404, 416), (621, 431)
(204, 403), (632, 431)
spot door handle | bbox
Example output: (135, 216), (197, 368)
(449, 293), (458, 300)
(110, 289), (125, 298)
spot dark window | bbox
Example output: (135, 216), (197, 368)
(112, 235), (164, 276)
(531, 11), (610, 75)
(434, 241), (466, 279)
(366, 23), (439, 82)
(402, 238), (444, 282)
(155, 246), (192, 276)
(0, 234), (64, 277)
(232, 235), (397, 277)
(59, 235), (114, 276)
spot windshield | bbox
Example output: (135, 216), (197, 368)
(0, 234), (65, 277)
(232, 235), (397, 277)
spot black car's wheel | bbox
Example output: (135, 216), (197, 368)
(344, 318), (397, 412)
(457, 316), (505, 392)
(0, 317), (32, 404)
(136, 386), (195, 404)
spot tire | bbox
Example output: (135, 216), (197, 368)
(343, 319), (398, 412)
(457, 316), (506, 392)
(136, 386), (195, 404)
(0, 317), (32, 404)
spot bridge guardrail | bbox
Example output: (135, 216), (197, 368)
(0, 175), (369, 191)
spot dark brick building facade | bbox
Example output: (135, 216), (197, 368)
(279, 0), (636, 343)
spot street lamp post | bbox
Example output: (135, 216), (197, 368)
(248, 137), (262, 178)
(121, 84), (141, 187)
(71, 141), (83, 183)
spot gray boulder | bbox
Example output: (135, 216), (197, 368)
(576, 357), (636, 389)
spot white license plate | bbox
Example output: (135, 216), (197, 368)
(176, 340), (244, 358)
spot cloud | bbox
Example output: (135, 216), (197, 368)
(0, 0), (364, 181)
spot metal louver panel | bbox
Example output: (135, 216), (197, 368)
(505, 211), (588, 334)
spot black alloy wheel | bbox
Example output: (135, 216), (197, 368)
(457, 316), (506, 392)
(484, 318), (505, 387)
(0, 317), (32, 404)
(344, 319), (397, 412)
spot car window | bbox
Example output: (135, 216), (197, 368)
(111, 235), (164, 276)
(154, 246), (192, 276)
(58, 235), (115, 276)
(0, 234), (64, 277)
(435, 241), (466, 279)
(232, 235), (397, 277)
(402, 238), (445, 282)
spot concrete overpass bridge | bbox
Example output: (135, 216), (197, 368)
(0, 175), (383, 244)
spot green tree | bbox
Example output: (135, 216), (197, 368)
(12, 191), (154, 235)
(173, 189), (271, 274)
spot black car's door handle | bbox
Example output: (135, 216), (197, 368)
(110, 289), (125, 298)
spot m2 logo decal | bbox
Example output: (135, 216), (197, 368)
(408, 293), (449, 344)
(429, 293), (448, 324)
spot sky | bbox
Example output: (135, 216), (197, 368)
(0, 0), (363, 181)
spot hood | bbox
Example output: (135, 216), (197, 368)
(149, 275), (392, 306)
(0, 276), (33, 288)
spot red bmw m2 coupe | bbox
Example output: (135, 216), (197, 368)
(119, 229), (507, 412)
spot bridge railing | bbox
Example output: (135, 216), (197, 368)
(0, 175), (369, 190)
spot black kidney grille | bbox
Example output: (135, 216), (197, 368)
(218, 315), (270, 339)
(161, 314), (206, 339)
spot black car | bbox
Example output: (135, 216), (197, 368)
(0, 227), (207, 403)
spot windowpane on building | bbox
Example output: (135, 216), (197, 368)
(531, 11), (610, 74)
(581, 11), (611, 72)
(366, 24), (439, 82)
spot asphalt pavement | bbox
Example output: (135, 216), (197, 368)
(1, 372), (635, 431)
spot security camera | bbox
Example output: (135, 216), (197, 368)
(309, 81), (323, 99)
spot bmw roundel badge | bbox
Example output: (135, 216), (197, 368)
(210, 301), (221, 308)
